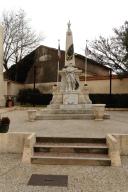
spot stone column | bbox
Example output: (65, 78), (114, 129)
(65, 21), (75, 67)
(0, 25), (5, 107)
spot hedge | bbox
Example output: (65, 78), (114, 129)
(17, 88), (52, 105)
(17, 89), (128, 108)
(89, 94), (128, 108)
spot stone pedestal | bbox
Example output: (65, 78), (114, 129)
(48, 85), (63, 109)
(93, 104), (106, 120)
(28, 110), (37, 121)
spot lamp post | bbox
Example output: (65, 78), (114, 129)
(109, 68), (112, 107)
(33, 50), (38, 107)
(33, 64), (36, 90)
(33, 62), (36, 107)
(109, 68), (112, 96)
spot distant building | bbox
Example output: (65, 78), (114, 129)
(6, 45), (109, 83)
(4, 45), (128, 97)
(5, 45), (128, 95)
(4, 45), (111, 94)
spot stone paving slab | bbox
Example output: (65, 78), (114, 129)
(1, 108), (128, 137)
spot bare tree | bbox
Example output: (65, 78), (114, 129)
(2, 9), (43, 71)
(89, 21), (128, 75)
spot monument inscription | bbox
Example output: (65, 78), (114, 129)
(63, 93), (78, 105)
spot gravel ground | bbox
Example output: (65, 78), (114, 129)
(0, 154), (128, 192)
(0, 108), (128, 191)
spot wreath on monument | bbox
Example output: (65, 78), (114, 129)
(66, 44), (74, 61)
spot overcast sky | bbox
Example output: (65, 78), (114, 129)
(0, 0), (128, 55)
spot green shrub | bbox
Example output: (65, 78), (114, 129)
(1, 117), (10, 124)
(17, 88), (52, 105)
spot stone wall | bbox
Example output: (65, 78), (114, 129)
(0, 132), (31, 153)
(106, 134), (128, 166)
(114, 134), (128, 155)
(0, 132), (36, 163)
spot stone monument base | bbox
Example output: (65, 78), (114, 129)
(35, 85), (110, 120)
(36, 110), (109, 120)
(60, 104), (92, 110)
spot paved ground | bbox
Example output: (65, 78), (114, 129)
(0, 107), (128, 192)
(3, 108), (128, 137)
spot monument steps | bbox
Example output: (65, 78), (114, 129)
(36, 136), (107, 143)
(41, 109), (93, 114)
(36, 113), (94, 120)
(34, 145), (108, 154)
(31, 137), (111, 166)
(36, 113), (109, 120)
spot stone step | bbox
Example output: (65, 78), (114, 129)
(34, 143), (107, 147)
(34, 144), (108, 154)
(31, 153), (111, 166)
(36, 113), (94, 120)
(31, 136), (111, 166)
(36, 137), (107, 144)
(36, 113), (109, 120)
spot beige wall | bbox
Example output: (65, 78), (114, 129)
(6, 81), (25, 95)
(87, 77), (128, 94)
(6, 77), (128, 96)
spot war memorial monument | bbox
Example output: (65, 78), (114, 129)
(31, 21), (108, 121)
